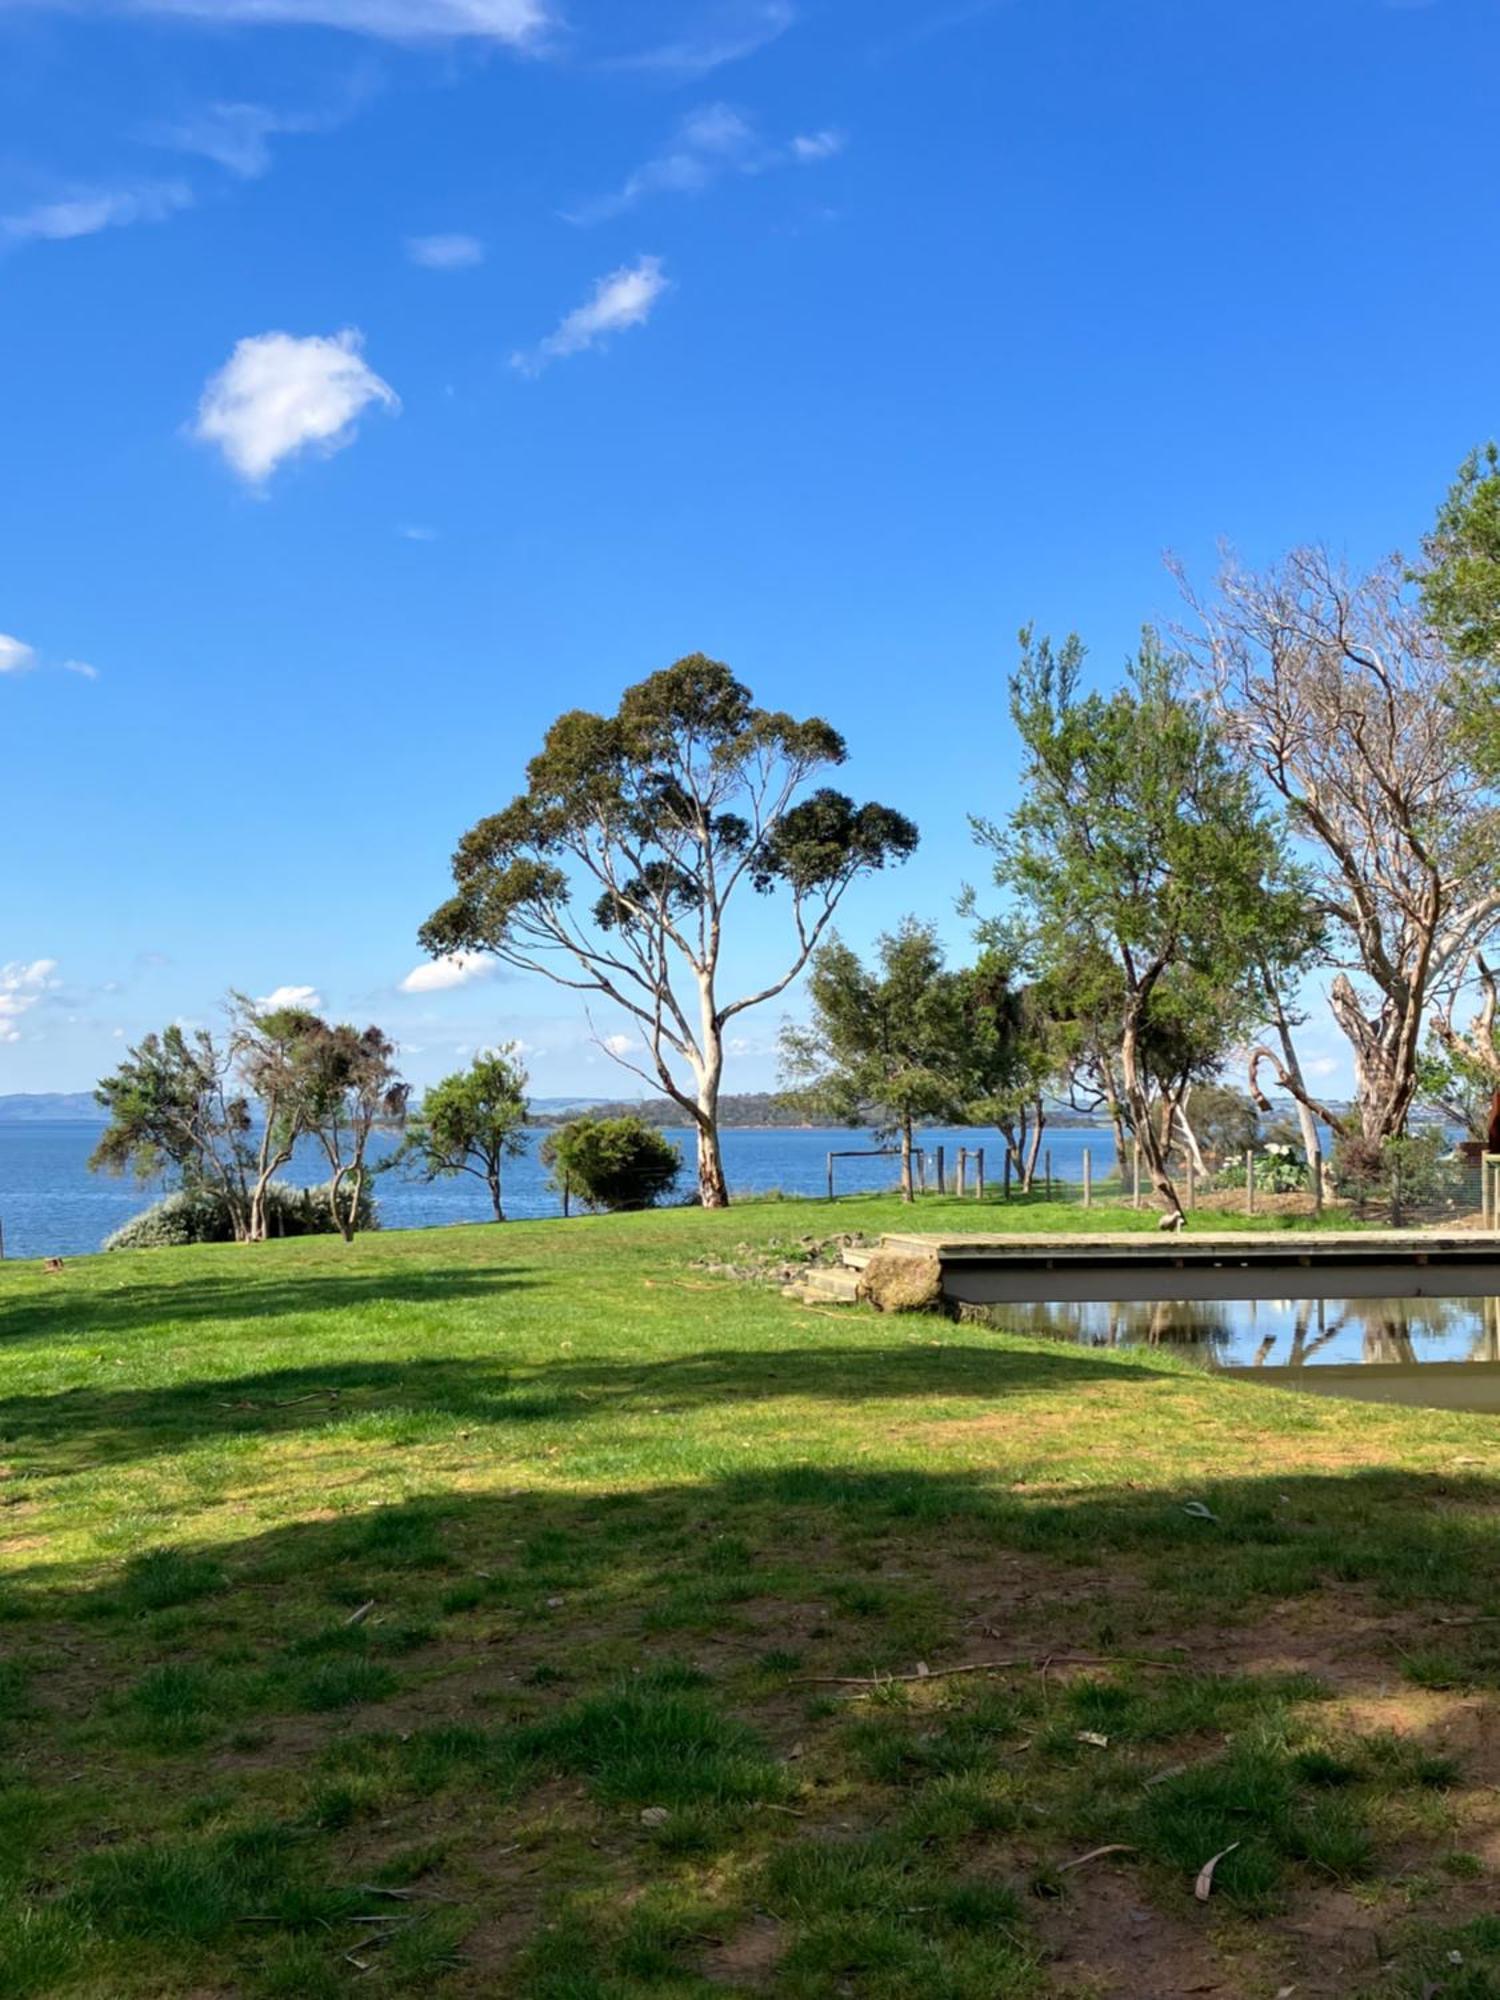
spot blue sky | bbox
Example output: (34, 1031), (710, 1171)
(1, 0), (1495, 1100)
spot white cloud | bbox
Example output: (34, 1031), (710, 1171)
(1, 180), (193, 245)
(60, 659), (99, 679)
(0, 635), (36, 676)
(44, 0), (552, 44)
(568, 104), (844, 224)
(512, 256), (669, 375)
(406, 232), (484, 270)
(194, 329), (399, 486)
(152, 101), (320, 179)
(607, 0), (794, 77)
(601, 1032), (635, 1057)
(396, 523), (438, 541)
(400, 952), (494, 994)
(254, 984), (324, 1011)
(790, 129), (844, 162)
(0, 960), (59, 1044)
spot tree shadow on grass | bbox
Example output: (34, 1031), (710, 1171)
(0, 1264), (536, 1349)
(5, 1462), (1500, 1997)
(0, 1340), (1186, 1477)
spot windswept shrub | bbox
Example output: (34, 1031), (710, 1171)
(540, 1116), (683, 1213)
(104, 1180), (377, 1252)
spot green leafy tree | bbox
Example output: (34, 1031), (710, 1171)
(396, 1047), (530, 1221)
(540, 1114), (682, 1212)
(1422, 443), (1500, 676)
(978, 629), (1312, 1216)
(289, 1023), (409, 1243)
(1181, 1082), (1261, 1169)
(91, 1024), (257, 1240)
(779, 919), (972, 1202)
(419, 655), (918, 1209)
(229, 995), (327, 1241)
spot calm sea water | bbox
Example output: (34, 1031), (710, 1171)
(0, 1121), (1112, 1263)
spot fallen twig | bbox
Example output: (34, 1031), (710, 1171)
(1194, 1841), (1240, 1901)
(791, 1653), (1192, 1688)
(1059, 1843), (1137, 1874)
(344, 1600), (376, 1627)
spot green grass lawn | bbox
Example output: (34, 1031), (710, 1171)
(3, 1192), (1500, 1998)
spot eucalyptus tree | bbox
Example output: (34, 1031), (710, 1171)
(291, 1022), (409, 1243)
(978, 628), (1311, 1216)
(229, 994), (326, 1241)
(1422, 442), (1500, 679)
(420, 655), (918, 1208)
(1182, 548), (1500, 1144)
(780, 919), (971, 1202)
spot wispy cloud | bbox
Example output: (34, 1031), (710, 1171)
(0, 960), (60, 1044)
(60, 659), (100, 680)
(400, 952), (495, 993)
(0, 179), (193, 245)
(148, 97), (355, 179)
(512, 256), (670, 375)
(0, 635), (36, 676)
(406, 231), (485, 270)
(30, 0), (554, 45)
(194, 329), (399, 487)
(607, 0), (794, 78)
(568, 104), (843, 224)
(396, 523), (439, 541)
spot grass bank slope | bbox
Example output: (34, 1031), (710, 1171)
(1, 1195), (1498, 1998)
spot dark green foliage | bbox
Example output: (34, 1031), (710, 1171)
(781, 919), (976, 1198)
(393, 1047), (529, 1220)
(540, 1114), (682, 1211)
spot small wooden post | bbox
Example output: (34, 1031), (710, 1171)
(826, 1152), (835, 1201)
(956, 1149), (967, 1198)
(1082, 1148), (1092, 1208)
(1045, 1148), (1053, 1199)
(917, 1149), (928, 1196)
(562, 1176), (571, 1219)
(1003, 1149), (1012, 1200)
(1310, 1147), (1324, 1217)
(934, 1144), (945, 1196)
(975, 1148), (985, 1199)
(1245, 1149), (1255, 1216)
(1131, 1145), (1141, 1210)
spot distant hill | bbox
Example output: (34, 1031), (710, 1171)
(0, 1093), (104, 1123)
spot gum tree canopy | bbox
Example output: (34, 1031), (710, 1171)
(419, 655), (918, 1207)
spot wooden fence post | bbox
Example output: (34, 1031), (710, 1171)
(956, 1149), (967, 1198)
(826, 1152), (835, 1202)
(935, 1144), (945, 1196)
(1082, 1148), (1092, 1208)
(1310, 1147), (1323, 1218)
(1131, 1145), (1141, 1210)
(1245, 1149), (1255, 1217)
(975, 1148), (985, 1199)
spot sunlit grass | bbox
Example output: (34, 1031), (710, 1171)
(0, 1192), (1494, 1994)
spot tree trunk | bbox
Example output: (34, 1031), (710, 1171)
(1120, 1009), (1183, 1219)
(488, 1168), (504, 1223)
(899, 1115), (914, 1202)
(694, 985), (730, 1208)
(1023, 1103), (1045, 1192)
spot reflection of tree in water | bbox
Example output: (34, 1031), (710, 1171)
(1002, 1299), (1237, 1355)
(1004, 1294), (1495, 1367)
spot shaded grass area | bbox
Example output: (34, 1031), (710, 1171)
(0, 1193), (1495, 1996)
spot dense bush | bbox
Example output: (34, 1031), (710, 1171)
(1329, 1132), (1461, 1224)
(104, 1180), (378, 1251)
(539, 1116), (683, 1213)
